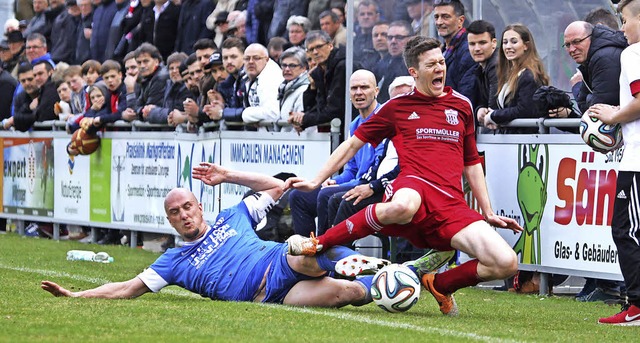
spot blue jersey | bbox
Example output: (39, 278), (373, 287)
(138, 195), (284, 301)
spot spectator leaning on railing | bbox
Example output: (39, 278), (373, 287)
(480, 24), (550, 134)
(289, 30), (355, 134)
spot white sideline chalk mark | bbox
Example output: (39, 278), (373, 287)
(2, 263), (520, 342)
(259, 304), (522, 343)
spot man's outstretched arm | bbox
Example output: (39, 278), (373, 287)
(285, 136), (366, 192)
(193, 162), (284, 201)
(41, 277), (150, 299)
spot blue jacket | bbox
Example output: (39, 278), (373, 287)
(332, 107), (385, 185)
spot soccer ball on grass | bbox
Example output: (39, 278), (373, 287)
(370, 264), (420, 313)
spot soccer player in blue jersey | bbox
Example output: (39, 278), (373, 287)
(41, 162), (388, 307)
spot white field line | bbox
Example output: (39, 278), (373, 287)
(2, 263), (522, 342)
(260, 304), (523, 343)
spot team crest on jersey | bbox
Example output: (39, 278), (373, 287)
(444, 109), (459, 125)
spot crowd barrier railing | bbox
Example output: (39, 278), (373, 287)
(1, 120), (340, 247)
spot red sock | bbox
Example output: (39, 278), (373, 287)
(318, 204), (383, 249)
(433, 259), (481, 294)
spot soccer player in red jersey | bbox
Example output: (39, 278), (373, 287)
(285, 36), (523, 316)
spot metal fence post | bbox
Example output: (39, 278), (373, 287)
(330, 118), (342, 153)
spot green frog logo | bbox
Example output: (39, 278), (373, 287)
(514, 144), (548, 264)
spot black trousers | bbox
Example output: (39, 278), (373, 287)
(612, 172), (640, 305)
(326, 191), (384, 234)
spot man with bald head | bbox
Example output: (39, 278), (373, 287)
(558, 21), (627, 117)
(41, 162), (389, 307)
(289, 69), (385, 237)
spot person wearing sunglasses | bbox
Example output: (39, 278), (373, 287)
(433, 0), (477, 105)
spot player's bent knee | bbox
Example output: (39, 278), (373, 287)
(381, 202), (415, 224)
(493, 250), (518, 279)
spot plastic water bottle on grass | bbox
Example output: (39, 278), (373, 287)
(66, 250), (114, 263)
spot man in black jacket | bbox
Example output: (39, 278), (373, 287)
(467, 20), (498, 134)
(560, 20), (628, 304)
(123, 43), (169, 121)
(50, 0), (81, 64)
(565, 21), (627, 114)
(289, 30), (354, 134)
(7, 61), (59, 131)
(175, 0), (214, 55)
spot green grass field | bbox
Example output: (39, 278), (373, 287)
(0, 233), (635, 342)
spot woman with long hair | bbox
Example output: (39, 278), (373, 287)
(480, 23), (550, 134)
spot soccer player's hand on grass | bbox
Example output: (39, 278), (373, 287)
(192, 162), (228, 186)
(485, 213), (523, 233)
(284, 176), (319, 192)
(41, 280), (74, 297)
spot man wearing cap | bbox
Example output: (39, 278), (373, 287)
(211, 11), (229, 49)
(206, 50), (229, 85)
(6, 30), (27, 77)
(50, 0), (81, 64)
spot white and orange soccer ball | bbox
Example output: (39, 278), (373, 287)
(371, 264), (420, 313)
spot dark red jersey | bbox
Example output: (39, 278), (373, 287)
(354, 86), (481, 199)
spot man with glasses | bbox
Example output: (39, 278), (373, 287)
(555, 21), (627, 119)
(25, 33), (54, 67)
(553, 21), (629, 305)
(433, 0), (477, 105)
(288, 30), (355, 134)
(10, 33), (55, 119)
(373, 20), (412, 103)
